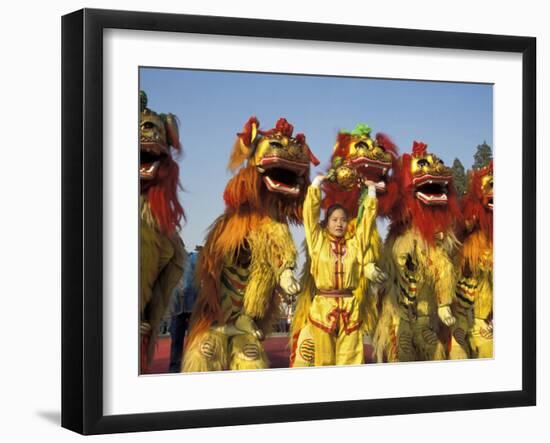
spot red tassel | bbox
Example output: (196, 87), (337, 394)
(412, 141), (428, 157)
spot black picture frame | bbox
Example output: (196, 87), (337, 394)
(61, 8), (536, 435)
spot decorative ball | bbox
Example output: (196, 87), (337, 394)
(334, 165), (358, 190)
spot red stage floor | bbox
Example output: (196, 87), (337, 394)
(145, 335), (374, 374)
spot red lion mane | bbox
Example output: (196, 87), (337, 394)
(141, 133), (185, 236)
(388, 144), (462, 244)
(461, 162), (493, 241)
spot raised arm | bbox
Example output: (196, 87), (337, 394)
(303, 175), (325, 254)
(355, 183), (378, 266)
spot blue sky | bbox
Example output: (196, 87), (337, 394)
(139, 67), (493, 268)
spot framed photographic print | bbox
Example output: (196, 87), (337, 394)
(61, 8), (536, 435)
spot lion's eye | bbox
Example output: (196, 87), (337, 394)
(270, 141), (283, 149)
(417, 159), (429, 167)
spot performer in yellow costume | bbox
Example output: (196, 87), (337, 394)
(182, 117), (319, 372)
(138, 91), (185, 372)
(290, 124), (398, 367)
(449, 161), (493, 359)
(373, 141), (462, 362)
(302, 174), (378, 366)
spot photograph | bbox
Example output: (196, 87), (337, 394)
(137, 67), (494, 375)
(58, 6), (538, 436)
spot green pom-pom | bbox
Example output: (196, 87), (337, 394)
(350, 123), (372, 137)
(332, 156), (343, 167)
(139, 90), (148, 112)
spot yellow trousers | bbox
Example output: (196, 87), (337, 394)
(470, 317), (493, 359)
(308, 295), (364, 366)
(448, 310), (472, 360)
(182, 330), (269, 372)
(291, 323), (315, 367)
(390, 314), (446, 362)
(448, 313), (493, 360)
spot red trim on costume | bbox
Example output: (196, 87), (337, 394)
(317, 289), (353, 297)
(390, 327), (397, 362)
(308, 302), (363, 336)
(329, 237), (347, 290)
(226, 274), (246, 291)
(308, 314), (337, 334)
(289, 330), (300, 367)
(344, 322), (362, 334)
(230, 296), (243, 307)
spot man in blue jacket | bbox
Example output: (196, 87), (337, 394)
(169, 245), (202, 372)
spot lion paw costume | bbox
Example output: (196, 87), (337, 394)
(290, 124), (399, 367)
(182, 117), (319, 372)
(139, 91), (185, 372)
(373, 141), (462, 362)
(449, 161), (493, 359)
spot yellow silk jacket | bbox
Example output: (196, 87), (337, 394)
(303, 184), (377, 292)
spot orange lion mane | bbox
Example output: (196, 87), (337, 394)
(186, 117), (312, 348)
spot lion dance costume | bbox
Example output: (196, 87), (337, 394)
(139, 91), (185, 372)
(449, 161), (493, 359)
(182, 117), (319, 372)
(290, 124), (399, 367)
(373, 141), (462, 362)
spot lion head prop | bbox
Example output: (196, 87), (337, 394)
(223, 116), (319, 222)
(462, 160), (493, 237)
(139, 91), (185, 372)
(139, 90), (184, 235)
(388, 140), (461, 243)
(458, 160), (493, 276)
(322, 123), (399, 218)
(184, 117), (319, 368)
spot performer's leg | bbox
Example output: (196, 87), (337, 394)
(448, 311), (471, 360)
(394, 318), (416, 362)
(308, 296), (337, 366)
(335, 329), (364, 365)
(311, 325), (336, 366)
(413, 316), (446, 361)
(291, 323), (315, 368)
(229, 334), (269, 370)
(335, 297), (364, 365)
(181, 329), (228, 372)
(470, 318), (493, 359)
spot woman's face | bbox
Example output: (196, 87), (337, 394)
(327, 208), (348, 238)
